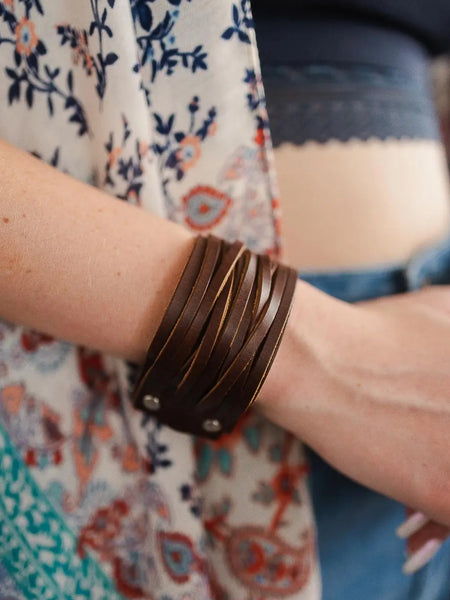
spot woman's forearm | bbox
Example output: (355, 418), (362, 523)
(0, 138), (196, 363)
(0, 137), (312, 412)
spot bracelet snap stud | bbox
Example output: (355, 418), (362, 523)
(143, 394), (161, 411)
(202, 418), (222, 433)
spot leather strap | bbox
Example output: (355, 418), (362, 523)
(131, 233), (298, 439)
(174, 265), (235, 398)
(133, 234), (222, 403)
(194, 257), (289, 414)
(145, 234), (207, 362)
(173, 248), (257, 404)
(210, 266), (298, 433)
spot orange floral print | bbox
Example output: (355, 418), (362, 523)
(138, 141), (149, 156)
(207, 121), (218, 136)
(254, 127), (265, 146)
(73, 30), (94, 74)
(107, 147), (122, 167)
(15, 17), (38, 56)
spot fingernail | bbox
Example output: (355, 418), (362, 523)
(396, 511), (429, 539)
(402, 539), (443, 575)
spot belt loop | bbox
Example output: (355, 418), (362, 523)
(404, 248), (428, 291)
(404, 230), (450, 291)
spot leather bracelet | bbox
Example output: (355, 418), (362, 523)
(194, 258), (290, 417)
(139, 236), (244, 399)
(131, 233), (298, 439)
(173, 249), (257, 404)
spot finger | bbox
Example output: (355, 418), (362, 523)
(402, 539), (444, 575)
(396, 510), (429, 539)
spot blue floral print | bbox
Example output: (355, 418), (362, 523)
(130, 0), (207, 94)
(1, 1), (89, 135)
(221, 0), (254, 43)
(151, 95), (217, 208)
(102, 114), (150, 203)
(56, 0), (119, 101)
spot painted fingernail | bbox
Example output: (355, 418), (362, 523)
(396, 511), (429, 539)
(402, 539), (443, 575)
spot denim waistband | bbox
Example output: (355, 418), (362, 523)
(297, 230), (450, 303)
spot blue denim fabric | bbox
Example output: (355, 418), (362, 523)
(297, 231), (450, 600)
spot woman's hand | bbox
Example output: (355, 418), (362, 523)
(258, 280), (450, 526)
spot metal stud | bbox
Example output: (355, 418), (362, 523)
(142, 394), (161, 411)
(202, 418), (222, 433)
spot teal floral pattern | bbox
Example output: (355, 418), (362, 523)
(0, 421), (126, 600)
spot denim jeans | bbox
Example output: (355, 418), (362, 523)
(297, 231), (450, 600)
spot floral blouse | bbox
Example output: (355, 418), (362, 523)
(0, 1), (321, 599)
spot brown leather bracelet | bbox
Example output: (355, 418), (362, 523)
(138, 236), (244, 400)
(193, 257), (290, 414)
(131, 233), (298, 438)
(186, 261), (296, 436)
(146, 235), (222, 373)
(212, 265), (298, 432)
(145, 234), (207, 364)
(132, 234), (222, 404)
(175, 266), (235, 394)
(173, 248), (257, 404)
(220, 252), (272, 375)
(162, 238), (244, 388)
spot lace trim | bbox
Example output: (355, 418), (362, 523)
(260, 63), (440, 145)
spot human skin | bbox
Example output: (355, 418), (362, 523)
(272, 139), (450, 270)
(1, 137), (450, 530)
